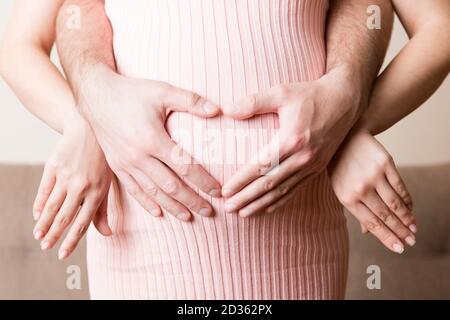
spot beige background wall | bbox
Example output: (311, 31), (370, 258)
(0, 0), (449, 165)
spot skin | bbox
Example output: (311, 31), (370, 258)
(0, 0), (112, 260)
(221, 0), (450, 253)
(1, 0), (447, 258)
(55, 0), (222, 223)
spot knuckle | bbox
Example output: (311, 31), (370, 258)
(127, 150), (144, 165)
(176, 164), (192, 177)
(187, 92), (202, 108)
(46, 202), (60, 214)
(76, 223), (88, 236)
(142, 184), (158, 197)
(127, 184), (141, 197)
(54, 215), (69, 229)
(162, 180), (180, 196)
(262, 178), (275, 192)
(285, 135), (305, 153)
(378, 211), (393, 223)
(388, 197), (401, 212)
(366, 219), (383, 233)
(354, 183), (369, 198)
(381, 154), (394, 167)
(70, 176), (90, 193)
(244, 95), (257, 110)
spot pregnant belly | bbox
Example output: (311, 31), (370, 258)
(166, 112), (280, 185)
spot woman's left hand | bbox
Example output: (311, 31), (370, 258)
(221, 67), (362, 216)
(328, 129), (417, 253)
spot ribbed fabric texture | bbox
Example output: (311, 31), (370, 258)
(87, 0), (349, 300)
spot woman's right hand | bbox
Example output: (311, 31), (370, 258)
(328, 129), (417, 254)
(78, 64), (222, 221)
(33, 112), (112, 260)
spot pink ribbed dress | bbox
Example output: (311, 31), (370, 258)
(87, 0), (349, 300)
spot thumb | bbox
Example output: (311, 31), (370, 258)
(93, 197), (112, 236)
(222, 86), (283, 120)
(161, 85), (220, 118)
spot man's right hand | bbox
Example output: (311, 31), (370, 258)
(78, 63), (222, 221)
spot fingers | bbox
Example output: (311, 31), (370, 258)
(265, 174), (317, 213)
(58, 198), (99, 260)
(384, 162), (414, 215)
(236, 170), (311, 217)
(161, 84), (220, 117)
(33, 182), (67, 241)
(350, 202), (405, 254)
(222, 134), (282, 198)
(362, 190), (416, 247)
(116, 171), (161, 217)
(39, 190), (83, 251)
(155, 132), (222, 198)
(376, 177), (416, 233)
(138, 158), (215, 218)
(222, 85), (284, 119)
(92, 197), (112, 236)
(223, 152), (311, 213)
(33, 165), (56, 221)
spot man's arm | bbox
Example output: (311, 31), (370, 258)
(56, 0), (116, 107)
(326, 0), (394, 118)
(55, 0), (222, 221)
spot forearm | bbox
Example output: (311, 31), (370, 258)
(56, 0), (115, 109)
(326, 0), (393, 117)
(0, 42), (75, 134)
(358, 25), (450, 135)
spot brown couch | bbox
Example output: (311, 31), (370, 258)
(1, 163), (449, 300)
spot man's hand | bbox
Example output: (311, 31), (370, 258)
(79, 64), (222, 221)
(221, 68), (361, 216)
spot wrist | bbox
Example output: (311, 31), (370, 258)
(62, 109), (91, 136)
(76, 63), (117, 122)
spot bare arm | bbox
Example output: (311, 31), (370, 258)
(56, 0), (116, 106)
(55, 0), (222, 221)
(357, 0), (450, 135)
(0, 0), (74, 133)
(326, 0), (394, 117)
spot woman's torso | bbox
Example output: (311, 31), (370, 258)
(86, 0), (348, 300)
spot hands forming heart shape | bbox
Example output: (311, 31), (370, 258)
(32, 64), (416, 259)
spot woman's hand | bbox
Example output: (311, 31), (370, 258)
(220, 68), (363, 216)
(33, 112), (112, 260)
(328, 129), (417, 254)
(78, 64), (222, 222)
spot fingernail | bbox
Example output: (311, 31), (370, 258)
(393, 243), (404, 254)
(222, 188), (233, 198)
(58, 250), (69, 260)
(209, 189), (221, 197)
(203, 101), (219, 115)
(41, 241), (51, 251)
(225, 203), (237, 212)
(405, 236), (416, 247)
(409, 224), (417, 233)
(34, 230), (43, 240)
(239, 209), (252, 218)
(177, 212), (191, 221)
(198, 207), (212, 217)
